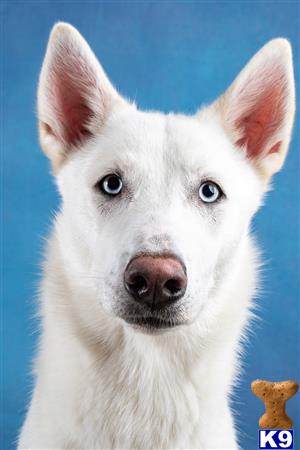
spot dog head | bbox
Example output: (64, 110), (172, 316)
(38, 23), (295, 333)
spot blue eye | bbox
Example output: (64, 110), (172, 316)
(99, 174), (123, 196)
(199, 181), (222, 203)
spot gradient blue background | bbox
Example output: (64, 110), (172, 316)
(2, 2), (299, 449)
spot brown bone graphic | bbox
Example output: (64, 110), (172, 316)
(251, 380), (299, 429)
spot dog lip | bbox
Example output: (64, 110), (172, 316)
(123, 316), (181, 330)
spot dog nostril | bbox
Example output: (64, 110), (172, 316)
(127, 275), (148, 296)
(164, 278), (183, 295)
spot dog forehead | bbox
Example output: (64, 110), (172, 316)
(94, 107), (233, 165)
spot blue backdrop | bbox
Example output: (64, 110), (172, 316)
(2, 2), (299, 449)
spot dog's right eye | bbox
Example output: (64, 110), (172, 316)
(97, 174), (123, 196)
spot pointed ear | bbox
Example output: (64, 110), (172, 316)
(209, 39), (295, 181)
(38, 23), (126, 169)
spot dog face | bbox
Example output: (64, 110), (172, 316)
(38, 23), (295, 332)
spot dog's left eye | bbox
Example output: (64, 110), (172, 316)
(98, 174), (123, 196)
(199, 181), (223, 203)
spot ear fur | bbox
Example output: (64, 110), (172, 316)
(208, 39), (295, 181)
(38, 22), (126, 169)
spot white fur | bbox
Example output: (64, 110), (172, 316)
(18, 23), (295, 450)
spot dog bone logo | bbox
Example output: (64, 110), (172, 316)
(251, 380), (299, 429)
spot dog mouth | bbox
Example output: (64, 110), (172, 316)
(123, 315), (182, 332)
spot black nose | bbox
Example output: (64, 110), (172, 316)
(124, 255), (187, 310)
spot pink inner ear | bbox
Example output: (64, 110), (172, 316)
(46, 45), (101, 148)
(234, 77), (286, 159)
(53, 70), (94, 147)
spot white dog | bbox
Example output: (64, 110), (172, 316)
(18, 23), (295, 450)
